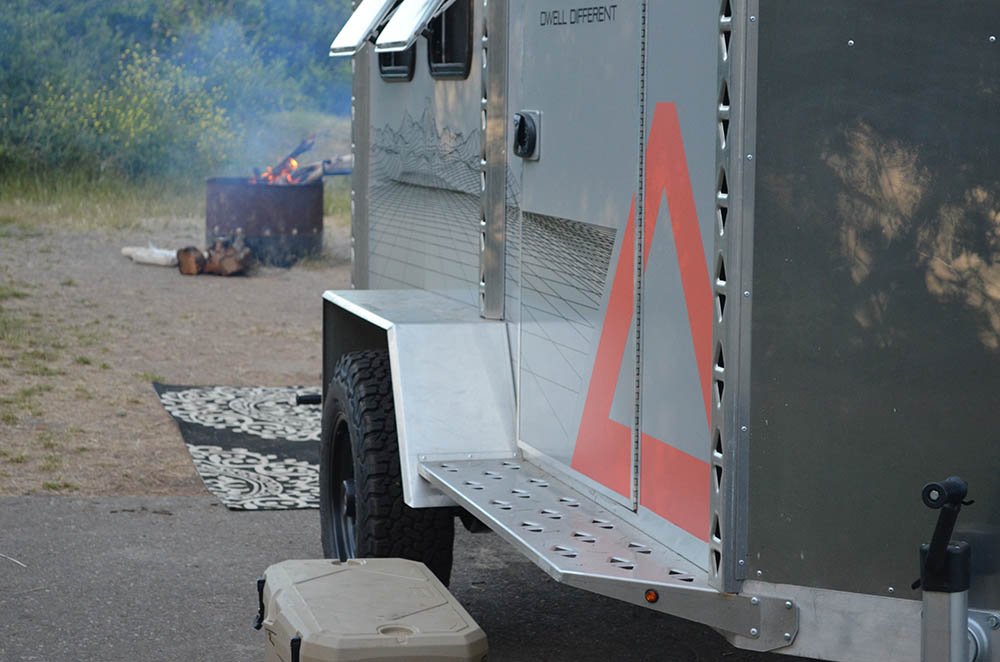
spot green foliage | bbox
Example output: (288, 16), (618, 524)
(0, 0), (353, 181)
(7, 48), (237, 178)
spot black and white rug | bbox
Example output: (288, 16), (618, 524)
(154, 384), (321, 510)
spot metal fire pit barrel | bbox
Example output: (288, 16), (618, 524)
(206, 177), (323, 268)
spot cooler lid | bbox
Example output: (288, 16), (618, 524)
(261, 558), (488, 661)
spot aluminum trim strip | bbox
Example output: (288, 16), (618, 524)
(710, 0), (756, 595)
(731, 0), (758, 590)
(350, 36), (371, 289)
(480, 0), (508, 319)
(323, 291), (394, 329)
(631, 0), (648, 513)
(322, 289), (487, 325)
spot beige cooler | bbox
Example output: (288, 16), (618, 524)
(259, 559), (488, 662)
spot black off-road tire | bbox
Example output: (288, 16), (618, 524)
(319, 349), (455, 584)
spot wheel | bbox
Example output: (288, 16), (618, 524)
(319, 349), (455, 584)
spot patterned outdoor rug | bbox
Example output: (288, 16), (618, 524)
(154, 384), (321, 510)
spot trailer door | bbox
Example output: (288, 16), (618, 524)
(508, 1), (642, 508)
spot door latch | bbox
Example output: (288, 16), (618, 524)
(513, 111), (541, 160)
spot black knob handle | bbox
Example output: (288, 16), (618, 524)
(921, 476), (967, 509)
(513, 112), (537, 159)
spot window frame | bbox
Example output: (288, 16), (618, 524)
(378, 44), (417, 81)
(426, 0), (472, 80)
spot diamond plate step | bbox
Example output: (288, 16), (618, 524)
(419, 458), (798, 652)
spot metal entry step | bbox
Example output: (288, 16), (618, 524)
(419, 458), (798, 653)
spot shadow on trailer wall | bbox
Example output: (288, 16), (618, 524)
(748, 0), (1000, 606)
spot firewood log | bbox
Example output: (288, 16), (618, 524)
(290, 162), (323, 184)
(177, 247), (205, 275)
(287, 135), (316, 160)
(299, 167), (325, 185)
(267, 135), (317, 180)
(203, 238), (254, 276)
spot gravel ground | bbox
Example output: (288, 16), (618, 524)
(0, 215), (350, 496)
(0, 497), (811, 662)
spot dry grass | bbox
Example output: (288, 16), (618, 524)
(0, 175), (349, 235)
(0, 175), (206, 233)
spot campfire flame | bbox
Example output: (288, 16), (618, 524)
(250, 157), (299, 185)
(249, 137), (315, 185)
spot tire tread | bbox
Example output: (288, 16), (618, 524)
(330, 350), (454, 583)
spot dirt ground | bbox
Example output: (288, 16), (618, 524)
(0, 214), (350, 496)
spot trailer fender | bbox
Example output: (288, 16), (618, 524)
(322, 289), (518, 508)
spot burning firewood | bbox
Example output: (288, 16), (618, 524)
(287, 156), (352, 185)
(289, 161), (324, 185)
(250, 135), (316, 185)
(247, 138), (351, 186)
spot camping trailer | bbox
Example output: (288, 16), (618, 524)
(317, 1), (1000, 659)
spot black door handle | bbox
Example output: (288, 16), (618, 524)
(513, 112), (538, 159)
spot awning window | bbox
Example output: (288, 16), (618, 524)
(427, 0), (471, 79)
(375, 0), (457, 53)
(329, 0), (397, 57)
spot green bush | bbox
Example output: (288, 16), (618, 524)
(0, 0), (353, 182)
(5, 48), (237, 178)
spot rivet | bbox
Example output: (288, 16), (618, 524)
(738, 559), (746, 566)
(749, 15), (756, 22)
(750, 628), (759, 638)
(746, 154), (753, 161)
(741, 425), (748, 432)
(743, 290), (751, 297)
(784, 601), (793, 609)
(756, 570), (763, 577)
(784, 633), (792, 642)
(991, 36), (997, 43)
(847, 39), (855, 46)
(750, 597), (759, 605)
(888, 587), (895, 594)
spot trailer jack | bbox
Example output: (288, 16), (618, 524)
(917, 477), (974, 662)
